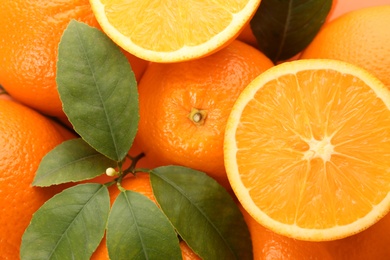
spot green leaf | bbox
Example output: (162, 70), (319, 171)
(251, 0), (333, 62)
(107, 190), (182, 260)
(33, 138), (116, 187)
(57, 20), (139, 161)
(150, 166), (253, 260)
(20, 183), (110, 260)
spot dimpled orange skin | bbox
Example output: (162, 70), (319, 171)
(0, 99), (75, 257)
(0, 0), (148, 117)
(134, 40), (274, 190)
(301, 5), (390, 87)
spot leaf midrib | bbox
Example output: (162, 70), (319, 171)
(153, 172), (237, 259)
(47, 185), (105, 259)
(74, 23), (120, 160)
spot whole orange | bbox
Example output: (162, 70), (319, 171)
(0, 99), (75, 257)
(240, 206), (332, 259)
(134, 40), (274, 190)
(0, 0), (148, 117)
(301, 5), (390, 87)
(91, 172), (200, 259)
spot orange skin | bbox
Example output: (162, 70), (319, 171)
(134, 40), (274, 191)
(326, 0), (390, 22)
(180, 241), (201, 260)
(0, 0), (148, 117)
(240, 206), (333, 260)
(0, 92), (76, 139)
(237, 20), (259, 48)
(325, 212), (390, 259)
(0, 99), (75, 257)
(241, 210), (390, 259)
(242, 205), (390, 259)
(301, 5), (390, 88)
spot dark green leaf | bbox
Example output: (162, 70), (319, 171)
(33, 138), (116, 187)
(20, 184), (110, 260)
(150, 166), (252, 260)
(57, 20), (139, 161)
(251, 0), (333, 62)
(107, 190), (181, 260)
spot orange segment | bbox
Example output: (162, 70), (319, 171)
(90, 0), (261, 62)
(224, 59), (390, 241)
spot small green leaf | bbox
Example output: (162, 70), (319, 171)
(251, 0), (333, 62)
(33, 138), (116, 187)
(57, 20), (139, 161)
(150, 166), (253, 260)
(107, 190), (181, 260)
(21, 183), (110, 260)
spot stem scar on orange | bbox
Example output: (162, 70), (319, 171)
(224, 59), (390, 241)
(134, 40), (274, 190)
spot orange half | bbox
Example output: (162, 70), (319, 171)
(224, 59), (390, 241)
(89, 0), (261, 62)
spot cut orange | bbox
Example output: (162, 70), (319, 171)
(89, 0), (261, 62)
(224, 59), (390, 241)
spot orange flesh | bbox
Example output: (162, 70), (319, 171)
(235, 69), (390, 229)
(101, 0), (248, 52)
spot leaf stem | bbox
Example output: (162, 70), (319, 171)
(123, 152), (145, 176)
(114, 152), (147, 188)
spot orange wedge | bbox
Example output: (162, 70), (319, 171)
(224, 59), (390, 241)
(89, 0), (261, 62)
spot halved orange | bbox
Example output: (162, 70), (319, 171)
(224, 59), (390, 241)
(89, 0), (261, 62)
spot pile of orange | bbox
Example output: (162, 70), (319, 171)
(1, 0), (390, 258)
